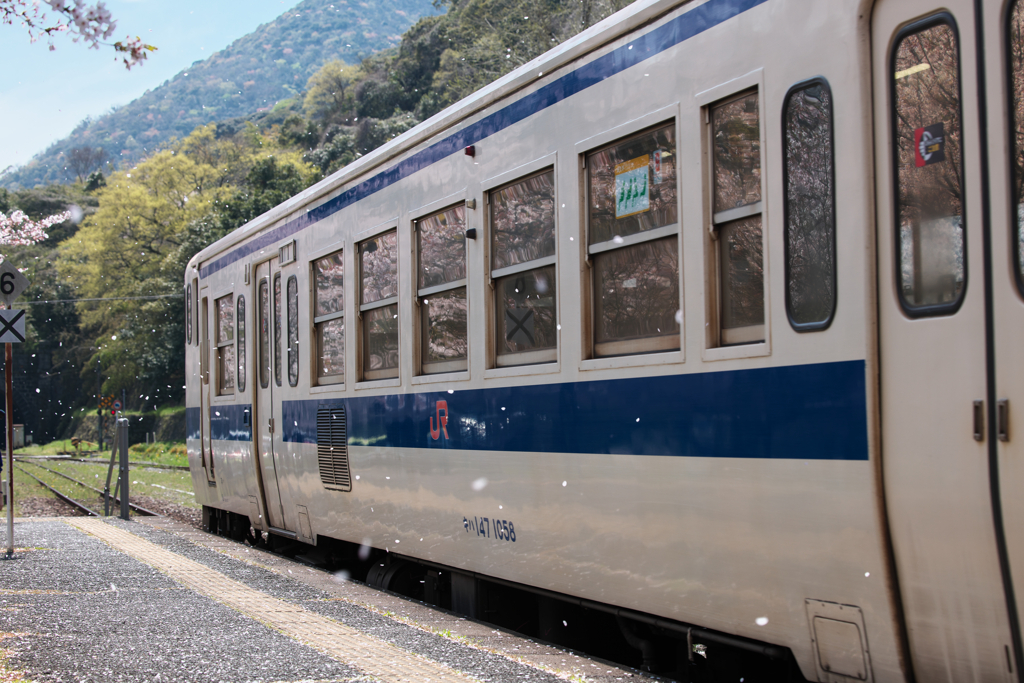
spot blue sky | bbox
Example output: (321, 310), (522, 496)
(0, 0), (301, 173)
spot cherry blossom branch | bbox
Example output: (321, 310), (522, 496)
(0, 210), (68, 263)
(1, 0), (156, 68)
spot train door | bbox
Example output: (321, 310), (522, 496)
(873, 0), (1022, 680)
(254, 259), (287, 530)
(987, 0), (1024, 667)
(199, 287), (214, 483)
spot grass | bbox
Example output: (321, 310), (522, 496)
(11, 459), (197, 512)
(126, 442), (187, 468)
(16, 439), (187, 469)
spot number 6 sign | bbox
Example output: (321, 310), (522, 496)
(0, 260), (29, 309)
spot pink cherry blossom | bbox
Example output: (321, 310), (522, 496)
(0, 210), (68, 262)
(1, 0), (156, 68)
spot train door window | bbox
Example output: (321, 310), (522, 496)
(359, 230), (399, 380)
(585, 122), (679, 357)
(259, 278), (270, 389)
(287, 275), (299, 386)
(215, 294), (235, 395)
(783, 79), (836, 330)
(313, 250), (345, 385)
(891, 17), (965, 315)
(236, 296), (246, 392)
(417, 205), (468, 374)
(711, 90), (765, 346)
(274, 272), (283, 386)
(490, 169), (557, 366)
(1008, 0), (1024, 297)
(186, 283), (192, 345)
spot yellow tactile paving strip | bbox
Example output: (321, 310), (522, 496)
(66, 518), (478, 683)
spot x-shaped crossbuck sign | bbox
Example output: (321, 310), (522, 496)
(0, 309), (26, 344)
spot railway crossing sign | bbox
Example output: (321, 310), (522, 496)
(0, 260), (29, 309)
(0, 309), (26, 344)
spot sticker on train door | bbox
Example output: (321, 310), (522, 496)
(615, 154), (650, 217)
(915, 123), (945, 167)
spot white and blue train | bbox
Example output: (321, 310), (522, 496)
(186, 0), (1024, 679)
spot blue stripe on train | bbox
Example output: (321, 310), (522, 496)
(186, 404), (252, 441)
(278, 360), (869, 460)
(200, 0), (769, 279)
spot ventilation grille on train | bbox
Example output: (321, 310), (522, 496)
(317, 405), (351, 491)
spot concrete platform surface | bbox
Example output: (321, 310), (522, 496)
(0, 517), (656, 683)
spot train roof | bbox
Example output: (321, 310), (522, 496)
(189, 0), (689, 276)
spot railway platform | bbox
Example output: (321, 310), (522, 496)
(0, 516), (655, 683)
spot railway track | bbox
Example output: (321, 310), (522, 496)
(14, 460), (159, 517)
(17, 454), (189, 471)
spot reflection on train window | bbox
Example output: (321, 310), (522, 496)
(417, 205), (468, 374)
(490, 170), (557, 366)
(360, 231), (399, 380)
(259, 279), (270, 389)
(236, 296), (246, 392)
(274, 273), (283, 386)
(287, 275), (299, 387)
(215, 294), (235, 395)
(784, 79), (836, 330)
(587, 123), (679, 356)
(1008, 0), (1024, 296)
(186, 283), (192, 345)
(892, 18), (965, 315)
(313, 250), (345, 384)
(711, 91), (765, 346)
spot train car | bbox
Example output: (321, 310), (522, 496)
(184, 0), (1024, 679)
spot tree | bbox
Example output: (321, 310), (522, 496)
(66, 146), (107, 183)
(303, 60), (361, 123)
(1, 0), (156, 68)
(0, 209), (69, 260)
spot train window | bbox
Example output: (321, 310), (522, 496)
(586, 123), (679, 357)
(783, 79), (836, 330)
(1009, 1), (1024, 297)
(215, 294), (235, 395)
(186, 283), (192, 345)
(417, 205), (468, 374)
(313, 250), (345, 385)
(236, 296), (246, 392)
(490, 169), (557, 366)
(360, 231), (399, 380)
(274, 272), (283, 386)
(259, 279), (270, 389)
(711, 91), (765, 346)
(287, 276), (299, 387)
(891, 18), (965, 315)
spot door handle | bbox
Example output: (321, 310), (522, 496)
(998, 399), (1009, 442)
(268, 417), (274, 434)
(973, 400), (984, 442)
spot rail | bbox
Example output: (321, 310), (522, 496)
(16, 460), (159, 517)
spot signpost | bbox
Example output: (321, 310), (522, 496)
(0, 260), (29, 558)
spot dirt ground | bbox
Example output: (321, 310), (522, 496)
(4, 495), (201, 527)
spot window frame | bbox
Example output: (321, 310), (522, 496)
(236, 295), (246, 392)
(358, 228), (400, 382)
(312, 248), (346, 387)
(782, 76), (837, 332)
(274, 272), (283, 387)
(487, 165), (559, 368)
(1006, 0), (1024, 300)
(287, 275), (299, 387)
(186, 283), (192, 346)
(888, 12), (967, 318)
(415, 202), (469, 376)
(214, 293), (235, 396)
(582, 118), (682, 358)
(704, 84), (769, 351)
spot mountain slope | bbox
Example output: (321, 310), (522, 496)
(2, 0), (438, 189)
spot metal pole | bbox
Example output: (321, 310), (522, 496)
(6, 342), (14, 555)
(118, 417), (129, 520)
(96, 360), (102, 452)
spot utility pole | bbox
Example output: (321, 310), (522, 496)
(96, 359), (102, 452)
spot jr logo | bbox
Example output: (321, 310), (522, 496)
(430, 400), (449, 440)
